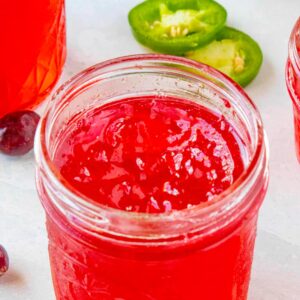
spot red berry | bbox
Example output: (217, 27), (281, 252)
(0, 245), (9, 276)
(0, 110), (40, 156)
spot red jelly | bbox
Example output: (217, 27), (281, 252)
(0, 0), (66, 118)
(54, 97), (245, 213)
(286, 18), (300, 161)
(36, 55), (268, 300)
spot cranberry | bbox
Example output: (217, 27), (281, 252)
(0, 245), (9, 276)
(0, 110), (40, 156)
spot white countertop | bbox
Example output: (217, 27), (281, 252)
(1, 0), (300, 299)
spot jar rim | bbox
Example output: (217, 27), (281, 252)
(35, 54), (267, 241)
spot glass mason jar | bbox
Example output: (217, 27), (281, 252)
(0, 0), (66, 118)
(35, 55), (269, 300)
(286, 17), (300, 161)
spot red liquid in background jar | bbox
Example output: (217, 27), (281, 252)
(0, 0), (66, 118)
(288, 30), (300, 102)
(287, 20), (300, 161)
(46, 96), (256, 300)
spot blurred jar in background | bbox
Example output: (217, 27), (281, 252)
(0, 0), (66, 118)
(286, 17), (300, 161)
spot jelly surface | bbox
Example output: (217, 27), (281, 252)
(54, 96), (245, 213)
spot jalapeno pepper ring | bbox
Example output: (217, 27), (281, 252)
(128, 0), (227, 55)
(186, 27), (263, 86)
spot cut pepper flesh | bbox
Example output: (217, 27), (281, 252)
(150, 4), (210, 38)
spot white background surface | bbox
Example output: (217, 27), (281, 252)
(0, 0), (300, 299)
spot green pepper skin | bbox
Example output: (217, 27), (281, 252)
(186, 27), (263, 87)
(128, 0), (227, 55)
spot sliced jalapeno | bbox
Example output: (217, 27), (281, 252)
(128, 0), (227, 55)
(185, 27), (263, 86)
